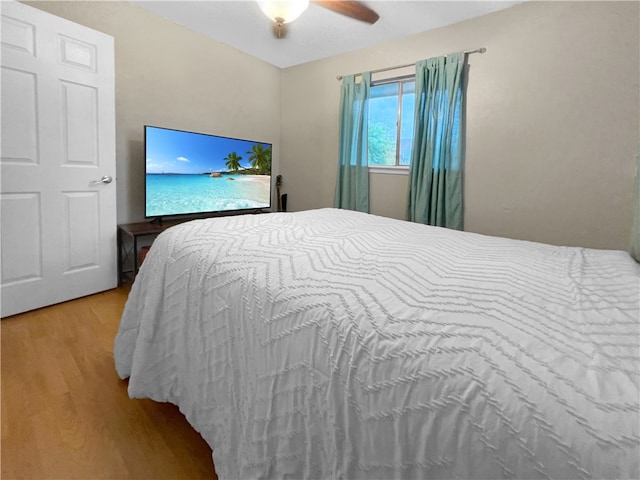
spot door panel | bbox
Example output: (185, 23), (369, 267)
(1, 13), (35, 55)
(1, 1), (116, 318)
(63, 190), (100, 272)
(61, 81), (99, 166)
(1, 193), (42, 284)
(1, 67), (38, 164)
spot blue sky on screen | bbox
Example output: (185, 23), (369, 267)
(145, 126), (269, 174)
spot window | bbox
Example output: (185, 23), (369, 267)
(367, 78), (415, 169)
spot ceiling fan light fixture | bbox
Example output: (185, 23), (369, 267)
(257, 0), (309, 24)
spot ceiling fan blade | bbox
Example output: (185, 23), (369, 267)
(314, 1), (380, 24)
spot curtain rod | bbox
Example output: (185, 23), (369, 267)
(335, 47), (486, 81)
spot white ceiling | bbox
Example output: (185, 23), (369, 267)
(131, 0), (523, 69)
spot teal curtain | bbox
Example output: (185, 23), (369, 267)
(630, 147), (640, 262)
(334, 72), (371, 212)
(406, 53), (465, 229)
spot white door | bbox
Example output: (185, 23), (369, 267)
(1, 1), (116, 318)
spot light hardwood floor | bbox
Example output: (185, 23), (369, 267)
(1, 287), (217, 480)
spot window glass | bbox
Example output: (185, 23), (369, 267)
(368, 80), (415, 167)
(368, 83), (399, 166)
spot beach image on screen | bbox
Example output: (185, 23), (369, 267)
(145, 127), (271, 217)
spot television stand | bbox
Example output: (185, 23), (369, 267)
(117, 220), (184, 284)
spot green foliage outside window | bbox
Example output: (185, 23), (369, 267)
(368, 80), (415, 167)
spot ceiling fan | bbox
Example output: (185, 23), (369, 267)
(258, 0), (380, 39)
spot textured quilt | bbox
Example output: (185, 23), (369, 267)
(114, 208), (640, 479)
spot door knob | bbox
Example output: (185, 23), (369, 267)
(91, 175), (113, 184)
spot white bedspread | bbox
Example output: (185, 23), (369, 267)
(114, 208), (640, 479)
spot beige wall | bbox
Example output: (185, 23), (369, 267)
(22, 1), (640, 250)
(280, 1), (640, 250)
(25, 0), (281, 224)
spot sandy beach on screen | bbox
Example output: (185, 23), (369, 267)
(235, 175), (271, 184)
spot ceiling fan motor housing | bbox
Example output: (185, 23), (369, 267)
(273, 17), (286, 38)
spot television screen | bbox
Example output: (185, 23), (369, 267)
(144, 125), (272, 219)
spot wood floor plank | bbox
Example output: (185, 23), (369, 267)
(1, 287), (217, 480)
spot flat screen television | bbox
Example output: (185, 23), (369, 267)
(144, 125), (272, 221)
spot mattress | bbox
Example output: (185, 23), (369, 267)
(114, 208), (640, 479)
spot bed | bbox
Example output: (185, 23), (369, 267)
(114, 208), (640, 479)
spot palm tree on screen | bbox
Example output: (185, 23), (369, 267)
(247, 144), (272, 175)
(224, 152), (242, 172)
